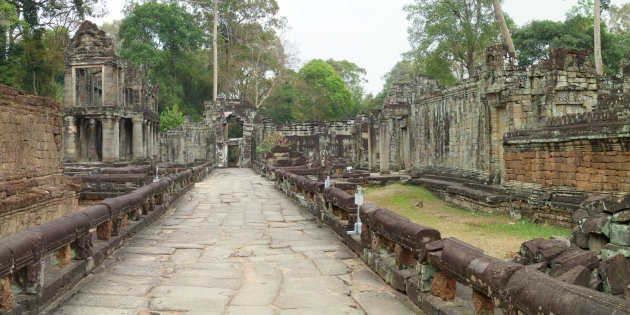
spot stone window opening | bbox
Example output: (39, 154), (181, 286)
(75, 67), (103, 107)
(226, 115), (244, 139)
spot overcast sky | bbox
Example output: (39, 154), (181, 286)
(94, 0), (628, 94)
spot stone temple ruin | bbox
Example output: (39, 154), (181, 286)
(1, 20), (630, 314)
(63, 21), (160, 163)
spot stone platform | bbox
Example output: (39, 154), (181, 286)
(48, 168), (421, 314)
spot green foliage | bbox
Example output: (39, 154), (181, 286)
(260, 69), (298, 123)
(256, 132), (288, 153)
(512, 15), (630, 74)
(404, 0), (500, 84)
(325, 58), (367, 114)
(227, 116), (243, 138)
(293, 59), (354, 121)
(609, 3), (630, 35)
(120, 1), (205, 113)
(159, 104), (185, 132)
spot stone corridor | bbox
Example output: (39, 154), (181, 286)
(49, 169), (422, 314)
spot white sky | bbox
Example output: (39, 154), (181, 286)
(93, 0), (629, 94)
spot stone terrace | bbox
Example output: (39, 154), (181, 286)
(49, 169), (421, 314)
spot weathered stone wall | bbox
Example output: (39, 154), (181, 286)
(0, 85), (78, 237)
(263, 118), (364, 169)
(160, 118), (211, 165)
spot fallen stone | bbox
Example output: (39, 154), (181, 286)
(556, 265), (591, 287)
(550, 247), (599, 272)
(601, 243), (630, 260)
(603, 254), (630, 295)
(570, 226), (590, 249)
(581, 214), (611, 236)
(520, 238), (570, 262)
(610, 223), (630, 247)
(572, 209), (589, 223)
(613, 210), (630, 223)
(588, 234), (609, 255)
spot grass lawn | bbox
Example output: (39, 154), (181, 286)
(362, 183), (570, 258)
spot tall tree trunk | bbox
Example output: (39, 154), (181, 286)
(594, 0), (604, 75)
(492, 0), (516, 57)
(213, 0), (218, 101)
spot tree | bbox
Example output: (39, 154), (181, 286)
(259, 69), (297, 123)
(404, 0), (500, 83)
(492, 0), (515, 56)
(594, 0), (603, 75)
(609, 3), (630, 35)
(325, 59), (367, 115)
(512, 15), (630, 74)
(99, 20), (122, 54)
(159, 104), (185, 132)
(119, 2), (205, 111)
(293, 59), (354, 121)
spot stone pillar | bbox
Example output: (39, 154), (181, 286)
(113, 119), (120, 161)
(149, 123), (154, 157)
(87, 118), (99, 161)
(368, 125), (377, 171)
(63, 116), (77, 161)
(102, 65), (113, 107)
(379, 121), (390, 174)
(101, 117), (115, 162)
(132, 117), (144, 159)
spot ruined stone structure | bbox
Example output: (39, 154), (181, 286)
(0, 85), (79, 237)
(63, 21), (160, 163)
(160, 99), (363, 170)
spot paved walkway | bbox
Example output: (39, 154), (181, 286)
(51, 168), (422, 315)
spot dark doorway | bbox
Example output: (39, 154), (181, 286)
(228, 145), (239, 167)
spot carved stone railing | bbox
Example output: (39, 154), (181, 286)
(0, 162), (212, 314)
(252, 161), (630, 315)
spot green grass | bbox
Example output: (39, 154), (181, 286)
(477, 220), (570, 239)
(364, 183), (570, 240)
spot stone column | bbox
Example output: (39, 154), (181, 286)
(102, 65), (113, 107)
(132, 117), (144, 159)
(63, 116), (77, 161)
(101, 118), (115, 162)
(87, 118), (99, 161)
(143, 121), (149, 157)
(149, 123), (154, 157)
(368, 125), (377, 171)
(113, 119), (120, 161)
(379, 121), (390, 174)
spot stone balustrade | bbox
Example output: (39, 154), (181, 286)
(0, 162), (212, 314)
(253, 161), (630, 315)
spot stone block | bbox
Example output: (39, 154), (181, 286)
(581, 214), (611, 236)
(430, 270), (456, 301)
(601, 243), (630, 260)
(570, 226), (590, 249)
(588, 234), (609, 255)
(0, 277), (14, 313)
(419, 263), (435, 293)
(54, 243), (72, 265)
(613, 210), (630, 223)
(472, 290), (494, 315)
(394, 243), (415, 270)
(520, 238), (570, 262)
(97, 221), (112, 241)
(556, 265), (591, 287)
(610, 223), (630, 246)
(603, 254), (630, 295)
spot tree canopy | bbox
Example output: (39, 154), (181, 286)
(404, 0), (500, 85)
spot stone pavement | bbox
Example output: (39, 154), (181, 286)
(50, 168), (422, 315)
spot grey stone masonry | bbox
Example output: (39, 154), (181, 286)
(49, 169), (421, 315)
